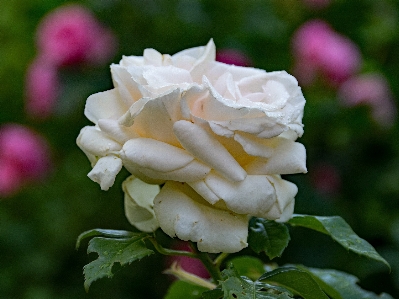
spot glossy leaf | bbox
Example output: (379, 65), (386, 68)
(288, 215), (390, 269)
(306, 267), (394, 299)
(248, 217), (290, 259)
(76, 228), (137, 249)
(164, 280), (209, 299)
(259, 267), (329, 299)
(83, 233), (153, 291)
(228, 256), (265, 281)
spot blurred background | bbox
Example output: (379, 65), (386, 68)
(1, 0), (399, 298)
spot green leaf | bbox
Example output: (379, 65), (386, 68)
(287, 215), (390, 269)
(76, 228), (137, 249)
(83, 233), (153, 291)
(229, 256), (265, 281)
(306, 267), (394, 299)
(165, 280), (209, 299)
(207, 265), (294, 299)
(248, 218), (290, 259)
(259, 267), (329, 299)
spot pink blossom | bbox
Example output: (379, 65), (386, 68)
(338, 74), (397, 127)
(216, 49), (252, 67)
(25, 57), (60, 119)
(310, 163), (341, 196)
(166, 242), (210, 279)
(292, 20), (361, 86)
(36, 4), (117, 67)
(0, 124), (52, 197)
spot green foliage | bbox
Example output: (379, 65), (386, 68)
(203, 265), (294, 299)
(288, 215), (390, 269)
(248, 218), (290, 259)
(259, 267), (328, 299)
(228, 256), (266, 281)
(300, 266), (394, 299)
(78, 230), (153, 291)
(164, 281), (209, 299)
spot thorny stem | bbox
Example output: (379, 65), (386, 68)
(189, 242), (222, 283)
(147, 237), (196, 258)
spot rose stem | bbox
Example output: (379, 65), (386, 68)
(188, 242), (222, 283)
(147, 237), (196, 257)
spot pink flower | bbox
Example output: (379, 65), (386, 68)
(292, 20), (361, 86)
(216, 49), (252, 67)
(338, 74), (397, 127)
(36, 4), (117, 67)
(310, 163), (341, 196)
(25, 57), (60, 119)
(0, 124), (52, 197)
(166, 242), (210, 279)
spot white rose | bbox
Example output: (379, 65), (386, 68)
(77, 40), (306, 253)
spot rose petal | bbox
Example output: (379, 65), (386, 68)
(98, 119), (139, 144)
(84, 88), (129, 124)
(153, 181), (248, 253)
(123, 176), (160, 232)
(189, 172), (276, 217)
(111, 64), (143, 106)
(87, 155), (122, 190)
(77, 126), (122, 157)
(242, 137), (307, 175)
(264, 175), (297, 221)
(121, 138), (211, 182)
(173, 120), (246, 182)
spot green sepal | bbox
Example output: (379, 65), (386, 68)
(259, 267), (329, 299)
(248, 218), (290, 259)
(81, 232), (153, 291)
(288, 215), (390, 269)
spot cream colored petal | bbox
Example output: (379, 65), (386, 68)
(98, 119), (139, 144)
(153, 181), (248, 253)
(263, 176), (297, 221)
(121, 138), (211, 182)
(77, 126), (122, 157)
(111, 64), (143, 106)
(123, 176), (160, 232)
(189, 39), (216, 83)
(173, 120), (246, 182)
(242, 138), (307, 175)
(208, 172), (276, 217)
(130, 89), (183, 147)
(84, 89), (129, 124)
(88, 156), (123, 190)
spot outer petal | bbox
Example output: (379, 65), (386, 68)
(235, 134), (307, 175)
(98, 119), (139, 144)
(84, 89), (129, 124)
(87, 155), (122, 190)
(189, 172), (276, 217)
(153, 181), (248, 253)
(123, 176), (160, 232)
(264, 176), (297, 221)
(173, 120), (246, 182)
(121, 138), (211, 182)
(77, 126), (122, 157)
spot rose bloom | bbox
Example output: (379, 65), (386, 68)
(77, 40), (306, 253)
(25, 57), (60, 119)
(292, 20), (361, 86)
(0, 124), (51, 197)
(36, 4), (117, 67)
(338, 73), (397, 127)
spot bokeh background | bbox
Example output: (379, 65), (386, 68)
(1, 0), (399, 298)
